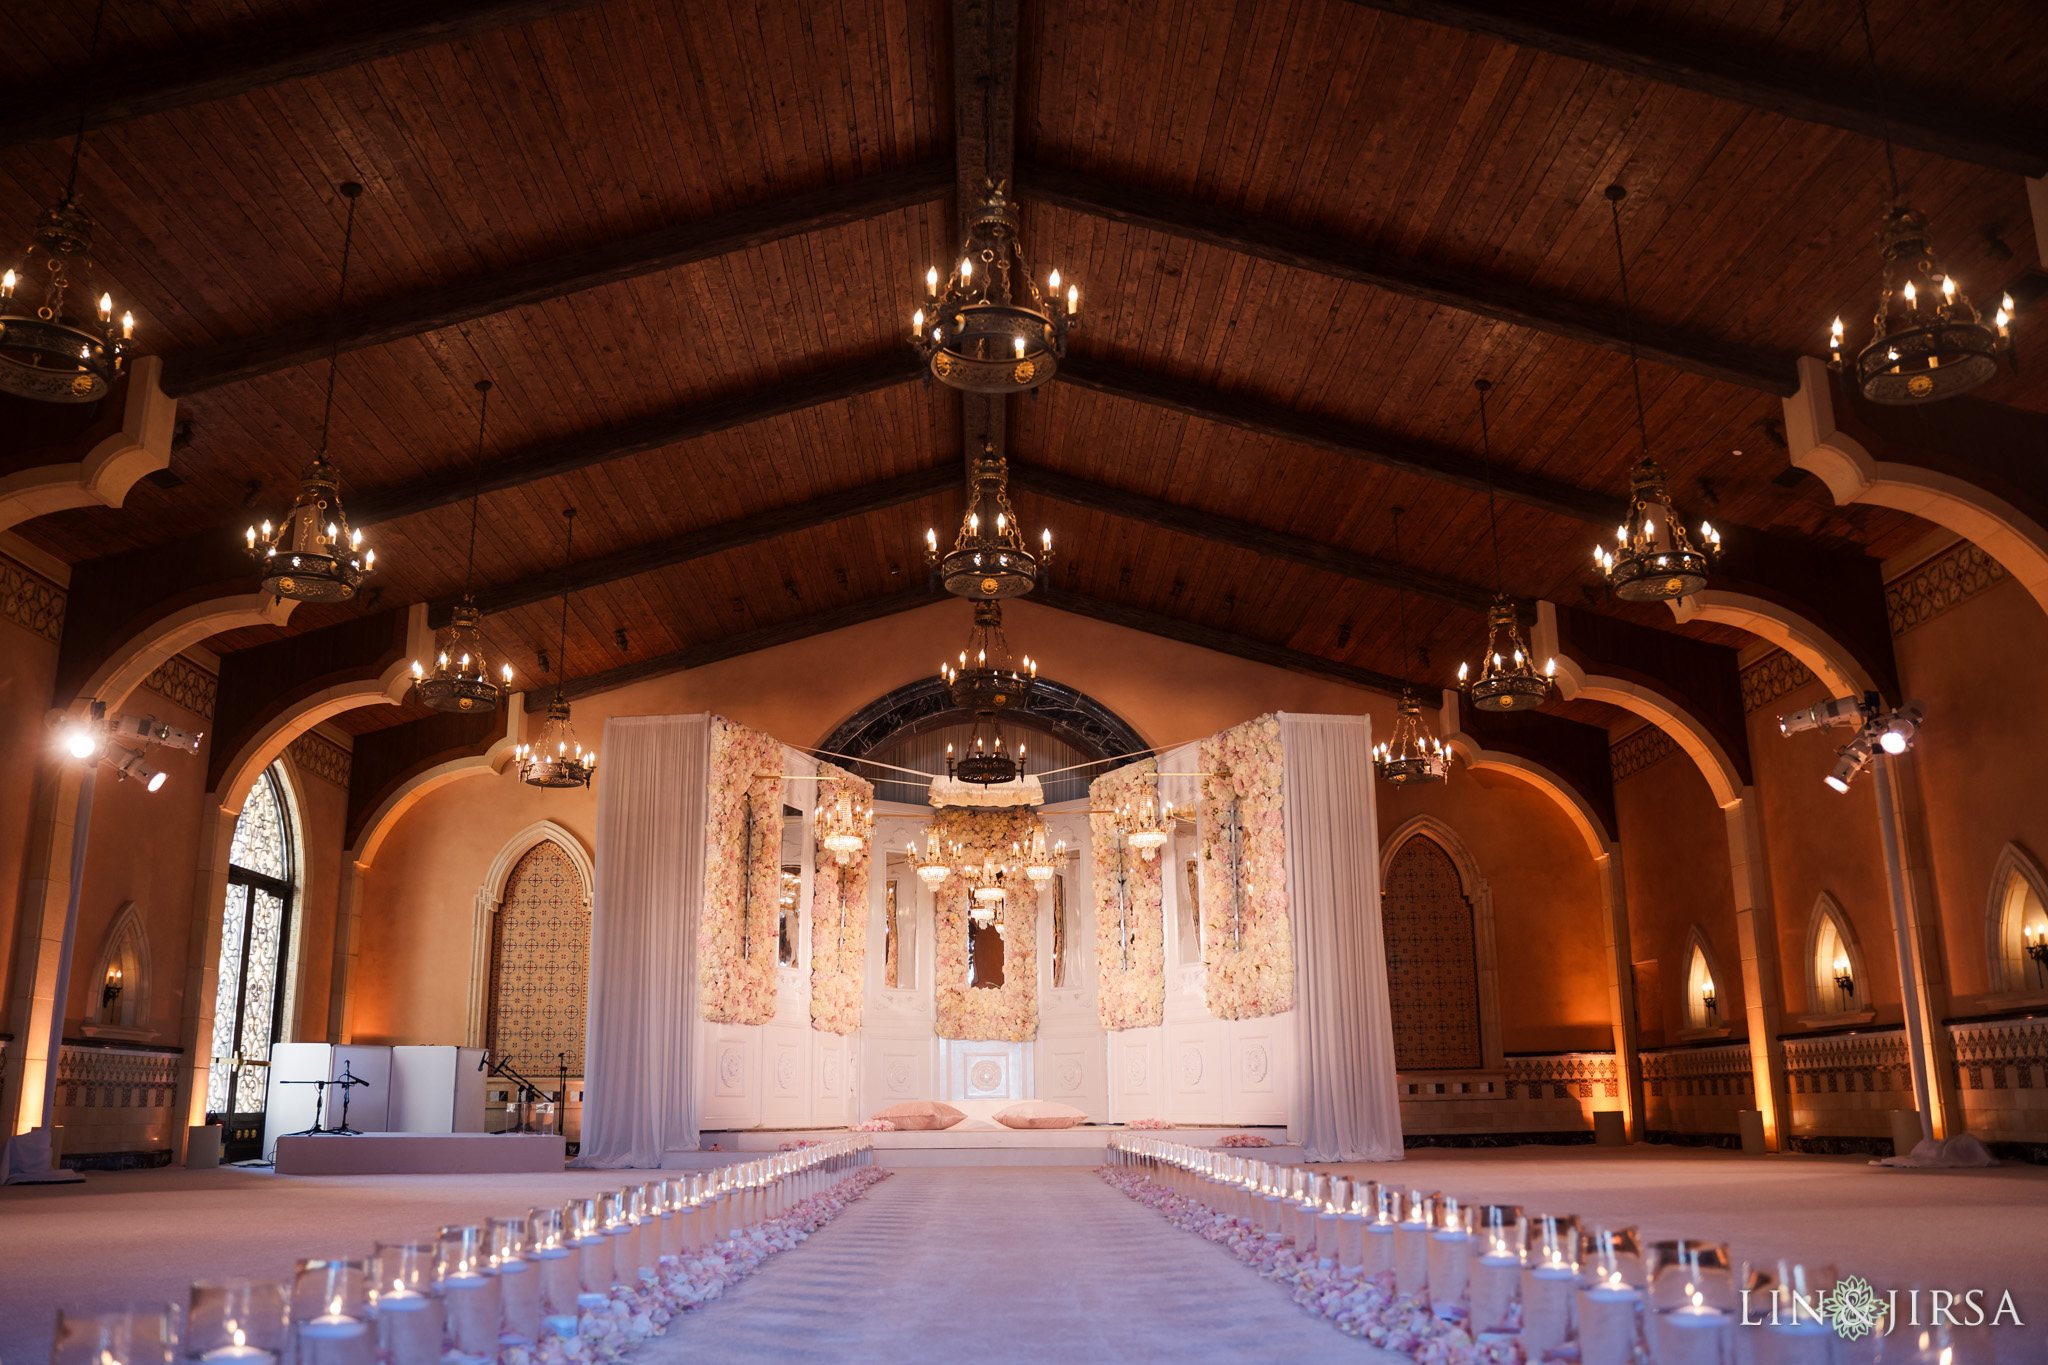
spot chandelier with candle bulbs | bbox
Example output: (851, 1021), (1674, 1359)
(816, 787), (872, 865)
(1458, 381), (1555, 713)
(1591, 185), (1719, 604)
(516, 508), (596, 789)
(246, 183), (378, 604)
(937, 600), (1039, 786)
(1829, 204), (2010, 405)
(1119, 789), (1173, 861)
(1023, 824), (1062, 883)
(411, 379), (512, 713)
(1373, 505), (1451, 784)
(926, 439), (1052, 601)
(911, 181), (1078, 393)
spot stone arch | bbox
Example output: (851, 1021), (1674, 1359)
(1437, 692), (1612, 862)
(1801, 892), (1869, 1018)
(465, 821), (594, 1050)
(0, 357), (177, 535)
(1667, 592), (1875, 700)
(1378, 815), (1500, 1071)
(83, 900), (153, 1040)
(1985, 842), (2048, 996)
(74, 592), (295, 714)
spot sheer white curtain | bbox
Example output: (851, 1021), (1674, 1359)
(579, 714), (710, 1167)
(1280, 712), (1404, 1162)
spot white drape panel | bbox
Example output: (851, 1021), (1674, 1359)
(579, 714), (710, 1167)
(1280, 712), (1404, 1162)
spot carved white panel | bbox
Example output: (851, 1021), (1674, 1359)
(1177, 1041), (1205, 1091)
(818, 1039), (842, 1098)
(773, 1041), (800, 1097)
(1236, 1033), (1274, 1093)
(881, 1048), (920, 1098)
(1049, 1048), (1087, 1098)
(715, 1041), (748, 1097)
(1121, 1041), (1151, 1095)
(967, 1055), (1007, 1096)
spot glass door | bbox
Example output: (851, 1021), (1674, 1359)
(206, 870), (293, 1161)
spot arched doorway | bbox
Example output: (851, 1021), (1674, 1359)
(485, 840), (591, 1082)
(206, 764), (299, 1161)
(1379, 832), (1484, 1071)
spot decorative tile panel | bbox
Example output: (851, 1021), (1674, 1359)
(142, 654), (219, 720)
(1738, 651), (1816, 714)
(486, 841), (589, 1076)
(1504, 1052), (1619, 1101)
(1783, 1029), (1911, 1096)
(1887, 540), (2007, 636)
(0, 554), (64, 642)
(1610, 725), (1679, 782)
(288, 731), (351, 788)
(1949, 1016), (2048, 1093)
(1380, 836), (1482, 1070)
(57, 1045), (179, 1109)
(1641, 1043), (1753, 1099)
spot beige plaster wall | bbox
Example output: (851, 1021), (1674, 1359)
(1614, 744), (1740, 1045)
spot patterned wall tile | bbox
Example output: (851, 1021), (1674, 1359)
(1887, 540), (2007, 636)
(1609, 725), (1679, 783)
(1738, 651), (1817, 714)
(0, 553), (65, 643)
(141, 654), (218, 720)
(487, 841), (590, 1076)
(287, 731), (351, 788)
(1380, 835), (1482, 1070)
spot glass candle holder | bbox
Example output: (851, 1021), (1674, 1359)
(187, 1280), (288, 1365)
(435, 1226), (501, 1362)
(529, 1206), (580, 1330)
(573, 1196), (612, 1295)
(1468, 1205), (1525, 1338)
(1395, 1189), (1438, 1297)
(53, 1306), (179, 1365)
(609, 1187), (642, 1285)
(1647, 1240), (1735, 1365)
(1522, 1213), (1579, 1356)
(490, 1214), (541, 1345)
(290, 1260), (374, 1365)
(1577, 1227), (1646, 1365)
(1744, 1261), (1846, 1365)
(652, 1180), (681, 1262)
(370, 1241), (445, 1365)
(1363, 1183), (1399, 1278)
(1428, 1197), (1472, 1320)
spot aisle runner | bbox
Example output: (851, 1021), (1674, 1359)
(1101, 1167), (1516, 1365)
(534, 1168), (890, 1364)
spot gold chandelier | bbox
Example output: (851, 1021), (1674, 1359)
(1374, 505), (1450, 784)
(816, 788), (871, 865)
(911, 181), (1077, 393)
(411, 379), (512, 713)
(515, 508), (596, 789)
(937, 600), (1038, 786)
(926, 440), (1051, 601)
(1460, 380), (1555, 713)
(1118, 788), (1173, 861)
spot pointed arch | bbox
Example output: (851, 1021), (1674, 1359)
(82, 900), (154, 1040)
(1680, 926), (1727, 1033)
(1378, 815), (1501, 1071)
(465, 821), (595, 1049)
(1986, 842), (2048, 996)
(1801, 893), (1869, 1017)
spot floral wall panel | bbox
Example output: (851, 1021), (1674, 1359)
(1091, 759), (1166, 1030)
(808, 763), (874, 1034)
(1198, 715), (1293, 1019)
(699, 718), (787, 1025)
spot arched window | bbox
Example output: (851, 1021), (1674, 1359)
(1806, 895), (1865, 1015)
(206, 765), (298, 1158)
(1987, 843), (2048, 995)
(1682, 929), (1723, 1031)
(1380, 833), (1483, 1070)
(486, 840), (591, 1079)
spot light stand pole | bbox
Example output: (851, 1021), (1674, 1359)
(39, 767), (98, 1131)
(1869, 754), (1935, 1146)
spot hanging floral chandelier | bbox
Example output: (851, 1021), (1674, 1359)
(1459, 380), (1555, 713)
(412, 379), (512, 713)
(1372, 505), (1450, 784)
(911, 180), (1077, 393)
(938, 600), (1038, 785)
(925, 440), (1052, 601)
(1829, 204), (2010, 405)
(816, 787), (871, 865)
(1590, 185), (1719, 604)
(516, 508), (596, 789)
(245, 182), (378, 604)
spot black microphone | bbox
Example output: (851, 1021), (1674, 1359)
(477, 1049), (490, 1072)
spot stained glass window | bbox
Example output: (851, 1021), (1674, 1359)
(207, 767), (297, 1119)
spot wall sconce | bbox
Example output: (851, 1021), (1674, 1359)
(2025, 924), (2048, 978)
(1700, 978), (1717, 1018)
(1833, 955), (1855, 997)
(102, 961), (124, 1009)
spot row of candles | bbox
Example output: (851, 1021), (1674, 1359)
(50, 1138), (876, 1365)
(1110, 1138), (1863, 1365)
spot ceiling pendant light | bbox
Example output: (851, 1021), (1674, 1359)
(1460, 379), (1555, 713)
(1591, 184), (1720, 604)
(1023, 825), (1062, 884)
(938, 600), (1037, 786)
(245, 182), (378, 603)
(1373, 506), (1450, 785)
(1826, 0), (2009, 404)
(912, 180), (1077, 393)
(817, 788), (871, 865)
(0, 0), (133, 404)
(515, 508), (596, 789)
(411, 379), (512, 713)
(925, 439), (1052, 601)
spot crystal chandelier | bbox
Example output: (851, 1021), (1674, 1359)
(925, 440), (1052, 601)
(1373, 505), (1451, 784)
(1023, 825), (1062, 883)
(1830, 204), (2010, 405)
(412, 379), (511, 713)
(516, 508), (596, 789)
(938, 600), (1038, 785)
(245, 183), (378, 604)
(913, 830), (952, 888)
(816, 788), (871, 865)
(1591, 185), (1719, 604)
(1120, 789), (1173, 861)
(0, 2), (132, 405)
(1459, 380), (1555, 713)
(911, 180), (1078, 393)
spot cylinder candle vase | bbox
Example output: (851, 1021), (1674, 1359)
(371, 1242), (445, 1365)
(188, 1278), (288, 1365)
(292, 1261), (375, 1365)
(531, 1206), (579, 1332)
(1578, 1281), (1644, 1365)
(434, 1227), (501, 1363)
(1428, 1209), (1471, 1321)
(1394, 1208), (1433, 1298)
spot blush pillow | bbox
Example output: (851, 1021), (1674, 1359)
(873, 1100), (965, 1131)
(995, 1100), (1088, 1130)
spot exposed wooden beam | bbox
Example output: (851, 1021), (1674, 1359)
(446, 464), (956, 622)
(532, 588), (948, 709)
(1021, 163), (1800, 396)
(0, 1), (609, 148)
(159, 161), (953, 395)
(1009, 461), (1501, 614)
(1033, 585), (1414, 698)
(1058, 353), (1622, 526)
(1339, 0), (2048, 179)
(357, 353), (923, 527)
(952, 0), (1020, 489)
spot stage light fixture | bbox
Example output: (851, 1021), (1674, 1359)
(62, 726), (99, 758)
(1824, 734), (1876, 793)
(1878, 704), (1923, 755)
(1778, 696), (1865, 736)
(105, 712), (204, 754)
(108, 746), (168, 792)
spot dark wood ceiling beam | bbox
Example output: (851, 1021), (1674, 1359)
(0, 1), (609, 148)
(1009, 461), (1502, 614)
(446, 463), (956, 622)
(1338, 0), (2048, 179)
(159, 161), (953, 396)
(356, 353), (923, 527)
(1059, 353), (1622, 525)
(1033, 585), (1415, 698)
(1021, 163), (1800, 396)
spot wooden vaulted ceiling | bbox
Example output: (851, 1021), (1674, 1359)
(2, 0), (2045, 738)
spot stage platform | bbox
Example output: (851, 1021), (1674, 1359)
(273, 1132), (565, 1176)
(671, 1127), (1298, 1169)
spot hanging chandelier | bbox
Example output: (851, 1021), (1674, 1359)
(911, 180), (1077, 393)
(1459, 380), (1555, 713)
(1590, 185), (1719, 604)
(1023, 825), (1062, 883)
(0, 1), (132, 405)
(516, 508), (596, 789)
(245, 182), (379, 604)
(925, 440), (1051, 601)
(1120, 789), (1173, 861)
(912, 831), (952, 888)
(1372, 505), (1451, 784)
(938, 600), (1038, 785)
(816, 788), (871, 865)
(1829, 204), (2010, 405)
(412, 379), (512, 713)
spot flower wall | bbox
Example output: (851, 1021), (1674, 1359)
(698, 717), (787, 1025)
(1198, 714), (1293, 1019)
(1090, 758), (1166, 1031)
(807, 762), (872, 1035)
(931, 806), (1041, 1042)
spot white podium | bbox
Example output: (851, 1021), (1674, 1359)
(388, 1046), (488, 1133)
(262, 1044), (392, 1157)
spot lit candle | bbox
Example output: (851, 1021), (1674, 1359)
(1578, 1274), (1644, 1365)
(496, 1256), (540, 1345)
(438, 1270), (498, 1361)
(1395, 1194), (1434, 1297)
(294, 1315), (371, 1365)
(1472, 1249), (1521, 1337)
(1427, 1202), (1470, 1319)
(372, 1290), (442, 1365)
(199, 1330), (274, 1365)
(1522, 1260), (1577, 1354)
(1653, 1289), (1733, 1365)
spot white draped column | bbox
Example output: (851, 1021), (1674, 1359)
(579, 714), (711, 1167)
(1280, 712), (1403, 1162)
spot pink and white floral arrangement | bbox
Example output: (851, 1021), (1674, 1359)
(1216, 1132), (1271, 1148)
(851, 1117), (896, 1132)
(697, 718), (788, 1025)
(1199, 714), (1294, 1020)
(932, 806), (1043, 1041)
(1126, 1116), (1173, 1130)
(807, 761), (873, 1035)
(1089, 758), (1166, 1030)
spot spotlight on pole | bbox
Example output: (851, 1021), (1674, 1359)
(1778, 695), (1865, 736)
(45, 701), (196, 791)
(1779, 692), (1925, 793)
(108, 746), (169, 792)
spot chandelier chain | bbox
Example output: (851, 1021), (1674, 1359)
(1390, 506), (1410, 681)
(63, 0), (108, 204)
(1475, 378), (1504, 596)
(554, 507), (577, 697)
(464, 379), (491, 598)
(1605, 186), (1653, 467)
(1854, 0), (1902, 201)
(316, 186), (363, 458)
